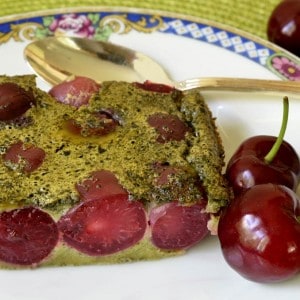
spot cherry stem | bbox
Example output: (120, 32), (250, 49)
(264, 96), (289, 164)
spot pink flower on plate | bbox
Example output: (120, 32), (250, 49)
(271, 56), (300, 81)
(49, 14), (95, 37)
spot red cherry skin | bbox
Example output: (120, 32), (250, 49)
(0, 82), (35, 121)
(3, 141), (46, 173)
(76, 170), (128, 201)
(58, 194), (146, 256)
(226, 135), (300, 195)
(134, 81), (174, 93)
(147, 113), (189, 143)
(49, 76), (100, 107)
(267, 0), (300, 56)
(218, 184), (300, 283)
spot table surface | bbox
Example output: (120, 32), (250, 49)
(0, 0), (282, 40)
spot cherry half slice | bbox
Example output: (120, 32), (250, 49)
(0, 207), (58, 266)
(58, 194), (147, 256)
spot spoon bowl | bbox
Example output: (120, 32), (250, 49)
(24, 37), (173, 86)
(24, 36), (300, 94)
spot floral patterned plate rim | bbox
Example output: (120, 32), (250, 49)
(0, 7), (300, 300)
(0, 6), (300, 81)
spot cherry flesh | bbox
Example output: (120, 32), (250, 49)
(0, 82), (35, 121)
(218, 183), (300, 283)
(267, 0), (300, 57)
(49, 76), (100, 107)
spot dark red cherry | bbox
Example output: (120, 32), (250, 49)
(226, 135), (300, 195)
(58, 194), (146, 256)
(226, 97), (300, 195)
(3, 141), (46, 173)
(218, 184), (300, 283)
(134, 81), (174, 93)
(0, 82), (35, 121)
(0, 207), (58, 266)
(49, 76), (100, 107)
(147, 113), (189, 143)
(75, 170), (128, 201)
(65, 111), (119, 137)
(267, 0), (300, 56)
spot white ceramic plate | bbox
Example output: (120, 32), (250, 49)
(1, 7), (300, 300)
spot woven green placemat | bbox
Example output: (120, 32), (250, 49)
(0, 0), (281, 40)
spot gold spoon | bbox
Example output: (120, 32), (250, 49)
(24, 36), (300, 94)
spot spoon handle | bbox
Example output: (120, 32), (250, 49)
(176, 77), (300, 95)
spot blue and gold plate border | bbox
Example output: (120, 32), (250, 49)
(1, 9), (300, 81)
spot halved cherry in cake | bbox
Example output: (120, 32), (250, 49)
(147, 113), (189, 143)
(65, 110), (119, 137)
(0, 207), (58, 266)
(49, 76), (100, 107)
(150, 162), (209, 249)
(58, 194), (147, 256)
(150, 201), (209, 250)
(151, 162), (205, 204)
(0, 82), (36, 121)
(134, 81), (174, 93)
(76, 170), (128, 201)
(3, 141), (46, 173)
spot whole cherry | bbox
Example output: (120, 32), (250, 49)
(267, 0), (300, 57)
(226, 97), (300, 195)
(218, 183), (300, 283)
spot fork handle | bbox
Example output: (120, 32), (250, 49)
(176, 77), (300, 95)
